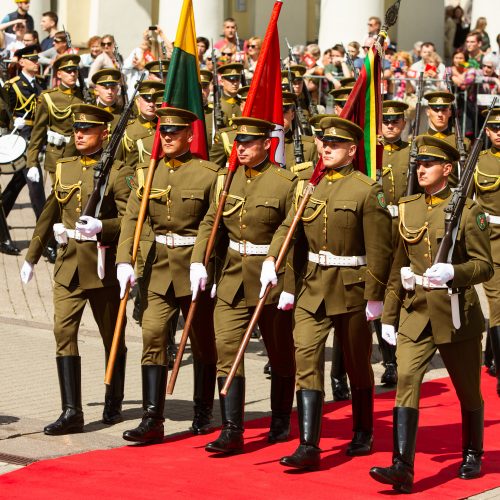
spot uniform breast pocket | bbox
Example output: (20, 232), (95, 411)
(331, 200), (358, 228)
(149, 195), (168, 218)
(181, 189), (205, 217)
(255, 197), (280, 224)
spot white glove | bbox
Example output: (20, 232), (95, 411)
(20, 261), (34, 284)
(53, 223), (68, 245)
(27, 166), (40, 183)
(75, 215), (102, 238)
(366, 300), (384, 321)
(259, 260), (278, 298)
(381, 323), (397, 346)
(277, 291), (295, 311)
(400, 266), (416, 291)
(190, 263), (208, 300)
(210, 283), (217, 299)
(424, 263), (454, 287)
(116, 263), (135, 299)
(14, 117), (26, 130)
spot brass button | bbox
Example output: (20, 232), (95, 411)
(424, 237), (428, 242)
(76, 207), (81, 213)
(246, 179), (251, 184)
(243, 209), (247, 214)
(82, 167), (86, 171)
(424, 253), (428, 258)
(242, 224), (247, 229)
(322, 245), (327, 250)
(168, 185), (171, 189)
(328, 181), (332, 185)
(388, 164), (392, 168)
(358, 277), (362, 281)
(78, 180), (82, 185)
(191, 194), (194, 198)
(427, 206), (432, 210)
(170, 169), (174, 173)
(265, 201), (268, 205)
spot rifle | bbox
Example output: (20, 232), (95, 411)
(80, 72), (146, 220)
(285, 37), (318, 116)
(342, 43), (359, 79)
(220, 0), (403, 397)
(63, 25), (92, 104)
(433, 97), (497, 266)
(404, 71), (424, 196)
(286, 63), (305, 164)
(211, 43), (224, 131)
(159, 41), (168, 83)
(445, 71), (467, 178)
(113, 43), (129, 106)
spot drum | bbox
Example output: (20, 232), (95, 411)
(0, 133), (27, 174)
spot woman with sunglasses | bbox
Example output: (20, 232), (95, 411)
(88, 34), (119, 85)
(243, 36), (261, 82)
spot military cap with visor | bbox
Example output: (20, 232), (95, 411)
(329, 86), (352, 105)
(424, 91), (455, 109)
(232, 116), (274, 143)
(217, 63), (243, 81)
(145, 59), (169, 76)
(157, 107), (197, 133)
(137, 80), (165, 101)
(483, 107), (500, 129)
(382, 100), (409, 122)
(237, 85), (251, 101)
(282, 91), (297, 108)
(200, 69), (212, 85)
(415, 135), (460, 162)
(71, 104), (114, 129)
(91, 68), (121, 87)
(54, 54), (80, 72)
(319, 116), (363, 143)
(14, 44), (41, 60)
(309, 114), (335, 138)
(339, 77), (356, 88)
(153, 90), (165, 107)
(289, 64), (307, 79)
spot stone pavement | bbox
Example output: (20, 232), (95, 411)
(0, 179), (497, 498)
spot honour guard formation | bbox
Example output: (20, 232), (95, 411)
(2, 0), (500, 495)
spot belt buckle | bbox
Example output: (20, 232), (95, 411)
(166, 234), (175, 248)
(74, 230), (82, 241)
(318, 251), (328, 266)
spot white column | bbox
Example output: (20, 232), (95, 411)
(0, 0), (50, 30)
(471, 0), (500, 53)
(318, 0), (384, 52)
(158, 0), (223, 48)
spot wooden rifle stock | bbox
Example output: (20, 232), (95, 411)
(166, 169), (236, 394)
(220, 182), (315, 396)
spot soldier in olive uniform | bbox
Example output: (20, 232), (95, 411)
(117, 107), (221, 443)
(145, 59), (169, 83)
(91, 68), (124, 132)
(20, 104), (132, 435)
(330, 86), (352, 115)
(264, 117), (393, 470)
(281, 65), (312, 136)
(200, 69), (214, 145)
(217, 63), (242, 127)
(423, 91), (469, 187)
(191, 117), (298, 455)
(370, 136), (493, 493)
(473, 108), (500, 393)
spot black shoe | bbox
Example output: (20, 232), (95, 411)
(268, 414), (291, 444)
(44, 356), (84, 435)
(268, 374), (294, 443)
(205, 376), (245, 454)
(370, 407), (419, 493)
(347, 387), (373, 456)
(381, 363), (398, 386)
(263, 361), (271, 376)
(459, 406), (483, 479)
(122, 365), (167, 444)
(458, 450), (482, 479)
(486, 363), (496, 377)
(332, 375), (350, 401)
(346, 431), (373, 456)
(102, 352), (126, 425)
(0, 240), (20, 255)
(43, 245), (57, 264)
(191, 361), (216, 435)
(280, 389), (323, 470)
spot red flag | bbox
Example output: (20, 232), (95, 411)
(228, 0), (284, 171)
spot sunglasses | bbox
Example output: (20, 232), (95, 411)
(54, 39), (66, 43)
(248, 45), (258, 49)
(101, 42), (113, 47)
(62, 68), (78, 73)
(221, 52), (233, 56)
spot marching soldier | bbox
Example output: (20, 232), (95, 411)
(287, 64), (312, 135)
(191, 117), (298, 454)
(91, 68), (124, 131)
(473, 108), (500, 394)
(370, 135), (492, 492)
(423, 91), (469, 187)
(330, 86), (352, 115)
(117, 107), (221, 443)
(145, 59), (169, 83)
(217, 63), (242, 127)
(20, 104), (132, 435)
(263, 117), (392, 470)
(26, 54), (83, 186)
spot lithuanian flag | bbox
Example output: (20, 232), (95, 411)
(161, 0), (208, 160)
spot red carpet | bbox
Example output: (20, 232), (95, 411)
(2, 371), (500, 499)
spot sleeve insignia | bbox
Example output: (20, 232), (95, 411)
(377, 192), (387, 208)
(477, 213), (488, 231)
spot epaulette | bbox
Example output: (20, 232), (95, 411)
(198, 159), (221, 172)
(6, 76), (19, 85)
(480, 150), (488, 156)
(353, 171), (377, 186)
(127, 118), (136, 126)
(273, 166), (296, 182)
(58, 156), (78, 164)
(465, 198), (476, 209)
(399, 193), (422, 204)
(42, 88), (58, 95)
(291, 161), (312, 174)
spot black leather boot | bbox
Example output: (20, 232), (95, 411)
(330, 334), (350, 401)
(280, 389), (323, 470)
(370, 406), (419, 494)
(102, 352), (127, 425)
(484, 321), (496, 376)
(346, 387), (373, 456)
(0, 204), (20, 256)
(44, 356), (84, 435)
(373, 319), (398, 386)
(205, 376), (245, 454)
(489, 326), (500, 395)
(122, 364), (167, 444)
(191, 360), (216, 435)
(166, 309), (179, 370)
(458, 405), (484, 479)
(268, 374), (295, 443)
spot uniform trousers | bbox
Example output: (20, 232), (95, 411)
(53, 281), (126, 357)
(213, 294), (295, 378)
(395, 323), (483, 410)
(141, 286), (217, 366)
(483, 266), (500, 327)
(293, 303), (374, 392)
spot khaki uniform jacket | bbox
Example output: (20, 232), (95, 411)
(381, 139), (410, 206)
(117, 152), (223, 298)
(26, 85), (83, 172)
(25, 154), (133, 289)
(220, 93), (242, 127)
(120, 115), (156, 166)
(268, 164), (393, 316)
(192, 160), (298, 307)
(204, 104), (213, 147)
(96, 101), (124, 134)
(284, 130), (317, 168)
(382, 187), (493, 343)
(474, 147), (500, 265)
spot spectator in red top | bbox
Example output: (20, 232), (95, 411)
(214, 18), (243, 52)
(465, 31), (484, 66)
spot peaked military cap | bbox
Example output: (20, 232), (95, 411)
(91, 68), (121, 86)
(424, 91), (455, 107)
(157, 107), (197, 133)
(54, 54), (80, 72)
(382, 100), (409, 121)
(309, 114), (335, 137)
(217, 63), (243, 78)
(233, 116), (274, 143)
(145, 59), (169, 76)
(153, 90), (164, 106)
(482, 107), (500, 127)
(14, 44), (41, 60)
(329, 86), (352, 103)
(237, 85), (251, 101)
(339, 77), (356, 88)
(137, 80), (165, 100)
(289, 64), (307, 79)
(71, 104), (113, 129)
(200, 69), (212, 84)
(282, 91), (297, 107)
(415, 134), (460, 162)
(320, 116), (363, 143)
